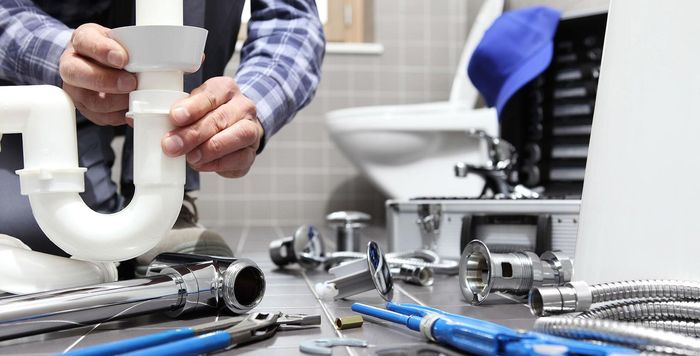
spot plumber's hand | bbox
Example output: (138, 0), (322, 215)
(59, 23), (137, 126)
(161, 77), (264, 178)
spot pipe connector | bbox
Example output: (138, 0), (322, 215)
(458, 240), (573, 304)
(269, 225), (325, 269)
(390, 265), (434, 287)
(529, 281), (593, 317)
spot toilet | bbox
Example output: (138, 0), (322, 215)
(325, 0), (504, 199)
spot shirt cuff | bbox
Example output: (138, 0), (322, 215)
(236, 72), (290, 154)
(22, 27), (73, 86)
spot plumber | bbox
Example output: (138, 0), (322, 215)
(0, 0), (325, 273)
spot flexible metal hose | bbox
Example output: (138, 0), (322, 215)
(589, 280), (700, 304)
(529, 280), (700, 316)
(580, 301), (700, 322)
(534, 317), (700, 353)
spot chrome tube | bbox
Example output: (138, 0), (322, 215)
(0, 253), (265, 341)
(0, 273), (182, 340)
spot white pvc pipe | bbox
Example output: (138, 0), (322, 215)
(136, 0), (183, 26)
(0, 235), (117, 294)
(0, 86), (185, 262)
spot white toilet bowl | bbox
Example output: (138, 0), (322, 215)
(326, 103), (498, 199)
(325, 0), (504, 199)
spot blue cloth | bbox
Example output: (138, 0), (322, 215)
(467, 6), (561, 114)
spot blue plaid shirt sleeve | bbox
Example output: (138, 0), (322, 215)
(235, 0), (325, 147)
(0, 0), (72, 86)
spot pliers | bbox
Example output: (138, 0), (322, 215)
(66, 312), (321, 356)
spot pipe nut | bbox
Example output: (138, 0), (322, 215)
(541, 250), (574, 284)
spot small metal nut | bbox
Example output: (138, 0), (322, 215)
(335, 315), (363, 330)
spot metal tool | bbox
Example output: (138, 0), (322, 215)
(0, 253), (265, 341)
(352, 302), (638, 356)
(95, 312), (321, 356)
(67, 313), (320, 356)
(315, 241), (393, 301)
(326, 211), (371, 252)
(269, 224), (325, 269)
(300, 338), (368, 355)
(459, 240), (572, 304)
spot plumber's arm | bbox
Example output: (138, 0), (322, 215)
(0, 0), (72, 86)
(161, 0), (325, 178)
(235, 0), (326, 150)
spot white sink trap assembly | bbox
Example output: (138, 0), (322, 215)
(0, 0), (206, 293)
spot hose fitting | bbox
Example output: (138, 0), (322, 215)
(459, 240), (573, 304)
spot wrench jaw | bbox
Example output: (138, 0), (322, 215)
(299, 338), (369, 355)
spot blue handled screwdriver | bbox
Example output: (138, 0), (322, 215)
(65, 313), (319, 356)
(351, 302), (638, 356)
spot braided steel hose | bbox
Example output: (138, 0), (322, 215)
(530, 280), (700, 316)
(580, 301), (700, 322)
(534, 317), (700, 353)
(589, 281), (700, 304)
(636, 320), (700, 338)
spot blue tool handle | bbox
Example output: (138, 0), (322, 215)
(65, 328), (195, 356)
(509, 332), (639, 356)
(121, 331), (232, 356)
(351, 303), (422, 331)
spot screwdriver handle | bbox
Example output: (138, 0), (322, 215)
(65, 328), (195, 356)
(122, 331), (231, 356)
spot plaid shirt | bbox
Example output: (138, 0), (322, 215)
(0, 0), (325, 142)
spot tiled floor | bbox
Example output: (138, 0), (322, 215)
(0, 226), (536, 355)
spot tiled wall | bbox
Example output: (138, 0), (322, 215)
(197, 0), (471, 229)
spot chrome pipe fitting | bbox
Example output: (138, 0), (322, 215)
(459, 240), (573, 304)
(390, 265), (434, 287)
(0, 253), (265, 340)
(528, 281), (591, 317)
(326, 211), (370, 252)
(529, 279), (700, 317)
(315, 241), (393, 301)
(268, 225), (325, 269)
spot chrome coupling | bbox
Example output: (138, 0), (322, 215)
(529, 281), (593, 316)
(459, 240), (573, 304)
(390, 265), (434, 287)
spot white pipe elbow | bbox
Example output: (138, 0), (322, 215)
(29, 186), (183, 262)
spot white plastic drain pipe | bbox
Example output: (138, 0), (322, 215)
(0, 0), (207, 262)
(0, 235), (117, 294)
